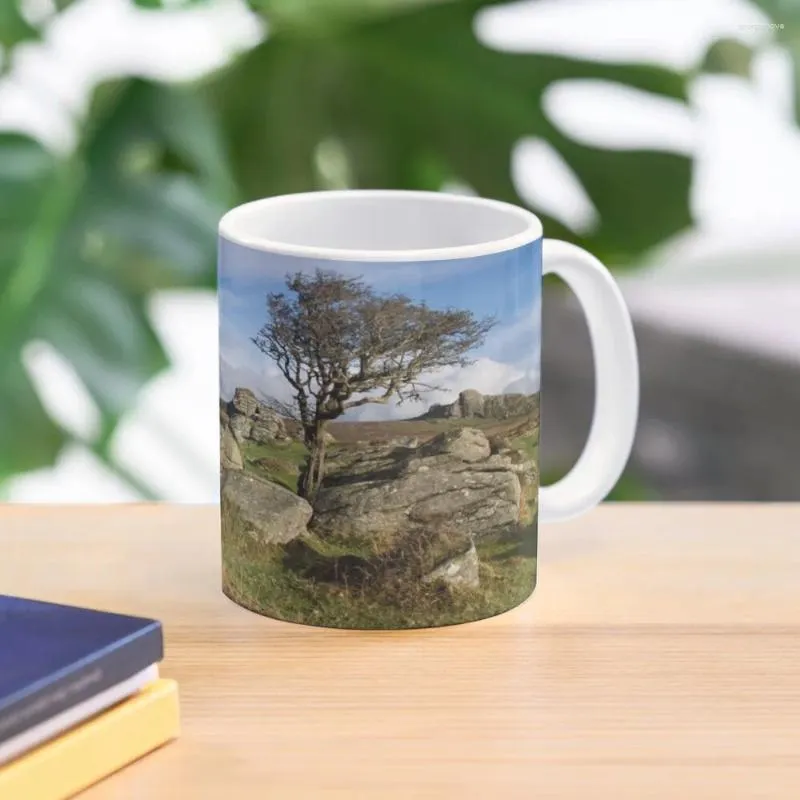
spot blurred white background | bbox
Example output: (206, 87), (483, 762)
(2, 0), (798, 502)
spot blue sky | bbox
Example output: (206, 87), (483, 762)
(219, 239), (542, 419)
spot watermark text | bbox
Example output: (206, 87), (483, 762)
(738, 23), (784, 31)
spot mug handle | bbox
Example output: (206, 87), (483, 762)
(538, 239), (640, 523)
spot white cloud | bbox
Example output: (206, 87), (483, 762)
(503, 370), (540, 395)
(219, 292), (542, 416)
(220, 341), (539, 422)
(218, 286), (251, 315)
(346, 357), (539, 422)
(479, 294), (542, 364)
(219, 321), (295, 404)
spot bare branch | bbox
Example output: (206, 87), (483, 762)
(251, 268), (496, 495)
(343, 396), (390, 410)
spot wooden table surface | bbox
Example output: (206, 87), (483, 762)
(1, 504), (799, 799)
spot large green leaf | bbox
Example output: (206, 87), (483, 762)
(0, 2), (39, 50)
(208, 0), (693, 266)
(753, 0), (800, 121)
(702, 1), (800, 122)
(248, 0), (460, 32)
(701, 39), (754, 78)
(0, 0), (85, 59)
(0, 80), (232, 482)
(133, 0), (210, 7)
(0, 138), (65, 478)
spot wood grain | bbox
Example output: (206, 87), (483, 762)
(1, 504), (799, 799)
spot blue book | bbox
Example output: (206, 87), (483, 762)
(0, 595), (163, 746)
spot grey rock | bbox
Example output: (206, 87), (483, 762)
(482, 393), (539, 420)
(323, 444), (405, 483)
(249, 412), (286, 444)
(231, 387), (259, 417)
(222, 471), (312, 545)
(488, 435), (513, 455)
(311, 430), (522, 555)
(422, 544), (480, 590)
(457, 389), (484, 418)
(422, 389), (539, 421)
(221, 421), (244, 471)
(477, 453), (537, 481)
(227, 386), (287, 444)
(390, 436), (419, 449)
(407, 470), (520, 531)
(229, 414), (252, 444)
(419, 428), (491, 463)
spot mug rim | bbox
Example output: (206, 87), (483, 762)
(218, 190), (543, 262)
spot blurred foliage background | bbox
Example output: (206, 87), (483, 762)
(0, 0), (798, 502)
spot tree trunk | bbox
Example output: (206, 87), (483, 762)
(298, 420), (328, 500)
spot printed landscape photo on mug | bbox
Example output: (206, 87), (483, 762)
(218, 239), (542, 629)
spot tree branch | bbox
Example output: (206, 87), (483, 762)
(343, 395), (391, 410)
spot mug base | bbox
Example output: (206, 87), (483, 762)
(220, 561), (537, 632)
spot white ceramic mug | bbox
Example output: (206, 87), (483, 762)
(217, 190), (638, 629)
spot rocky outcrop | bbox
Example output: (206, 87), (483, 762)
(222, 470), (312, 545)
(310, 429), (532, 568)
(422, 389), (539, 421)
(455, 388), (485, 417)
(231, 387), (260, 417)
(221, 419), (244, 471)
(227, 387), (287, 445)
(250, 415), (286, 444)
(422, 543), (480, 590)
(418, 427), (490, 463)
(488, 435), (513, 455)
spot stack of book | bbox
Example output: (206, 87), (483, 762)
(0, 594), (179, 799)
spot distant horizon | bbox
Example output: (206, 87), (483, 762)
(219, 380), (541, 421)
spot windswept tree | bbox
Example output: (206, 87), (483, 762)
(252, 270), (495, 499)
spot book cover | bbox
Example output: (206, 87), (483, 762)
(0, 678), (180, 800)
(0, 664), (159, 766)
(0, 595), (163, 744)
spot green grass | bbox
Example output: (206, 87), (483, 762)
(244, 439), (308, 493)
(222, 510), (537, 630)
(328, 408), (539, 444)
(507, 430), (539, 522)
(239, 420), (539, 499)
(298, 529), (378, 560)
(509, 429), (539, 462)
(476, 538), (524, 562)
(222, 408), (541, 629)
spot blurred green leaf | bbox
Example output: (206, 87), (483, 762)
(0, 357), (66, 482)
(0, 0), (85, 58)
(701, 39), (753, 78)
(604, 473), (658, 502)
(541, 469), (657, 502)
(133, 0), (210, 7)
(703, 1), (800, 121)
(0, 2), (39, 50)
(249, 0), (457, 32)
(755, 1), (800, 122)
(0, 80), (232, 480)
(210, 0), (693, 266)
(1, 0), (699, 489)
(0, 137), (66, 480)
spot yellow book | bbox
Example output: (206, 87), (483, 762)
(0, 679), (180, 800)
